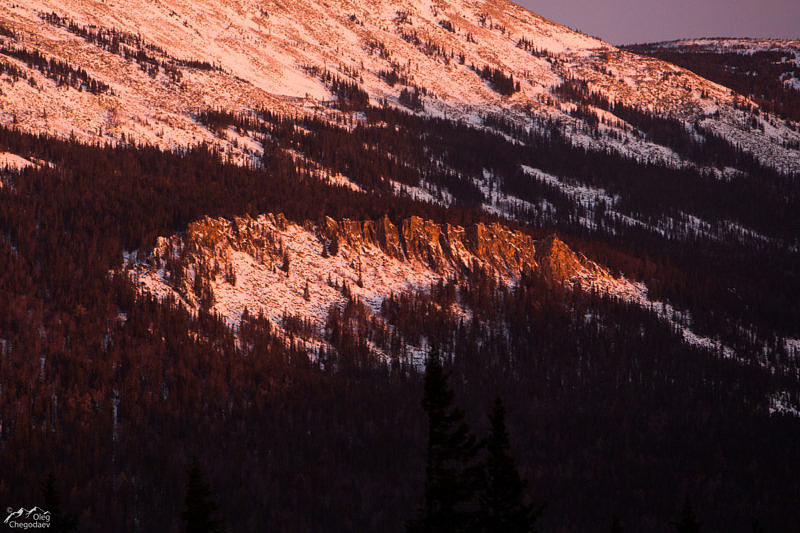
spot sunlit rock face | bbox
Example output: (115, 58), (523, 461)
(127, 213), (635, 350)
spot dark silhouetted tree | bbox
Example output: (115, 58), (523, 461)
(407, 346), (483, 533)
(672, 497), (702, 533)
(182, 459), (223, 533)
(41, 474), (78, 533)
(479, 397), (544, 533)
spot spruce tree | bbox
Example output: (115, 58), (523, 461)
(182, 458), (223, 533)
(41, 474), (78, 533)
(672, 497), (702, 533)
(479, 397), (543, 533)
(407, 346), (483, 533)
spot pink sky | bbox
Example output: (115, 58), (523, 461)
(517, 0), (800, 45)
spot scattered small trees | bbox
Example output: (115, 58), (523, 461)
(280, 251), (290, 274)
(330, 76), (369, 110)
(474, 65), (520, 96)
(400, 87), (424, 111)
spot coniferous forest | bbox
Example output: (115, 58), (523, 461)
(0, 92), (799, 533)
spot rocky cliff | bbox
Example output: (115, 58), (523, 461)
(128, 212), (639, 343)
(318, 214), (543, 276)
(126, 208), (741, 360)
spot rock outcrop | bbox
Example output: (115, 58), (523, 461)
(317, 215), (553, 279)
(165, 213), (601, 287)
(129, 211), (643, 342)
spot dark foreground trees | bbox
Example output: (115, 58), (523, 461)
(407, 349), (484, 533)
(672, 497), (702, 533)
(42, 474), (78, 533)
(182, 459), (224, 533)
(408, 351), (542, 533)
(481, 398), (545, 533)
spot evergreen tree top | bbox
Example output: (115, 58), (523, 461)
(182, 458), (224, 533)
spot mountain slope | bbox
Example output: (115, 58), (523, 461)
(624, 38), (800, 122)
(1, 0), (798, 171)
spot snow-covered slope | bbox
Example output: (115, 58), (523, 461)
(1, 0), (798, 170)
(648, 38), (800, 56)
(0, 151), (35, 170)
(634, 38), (800, 93)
